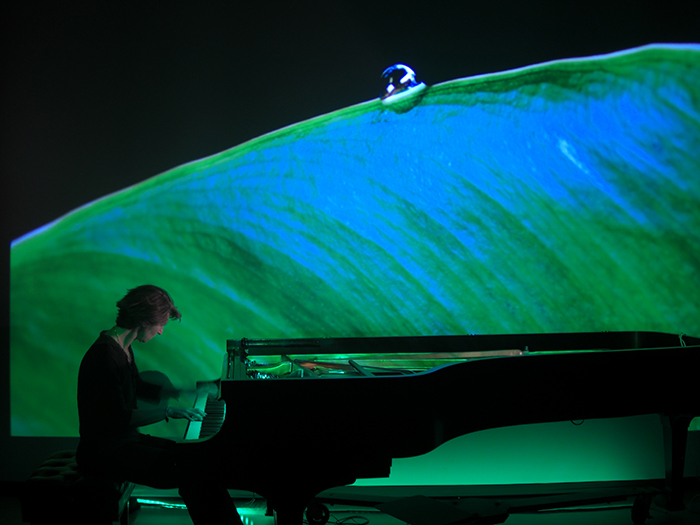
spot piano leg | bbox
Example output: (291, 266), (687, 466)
(269, 497), (306, 525)
(178, 483), (244, 525)
(261, 472), (357, 525)
(660, 414), (692, 511)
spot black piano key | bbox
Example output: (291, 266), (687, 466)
(198, 397), (226, 439)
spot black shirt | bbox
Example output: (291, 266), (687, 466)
(76, 332), (162, 466)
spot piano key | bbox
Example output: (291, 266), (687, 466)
(184, 395), (226, 440)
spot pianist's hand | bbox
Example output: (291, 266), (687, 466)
(166, 407), (206, 421)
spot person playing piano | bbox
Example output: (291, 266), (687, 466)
(76, 284), (243, 524)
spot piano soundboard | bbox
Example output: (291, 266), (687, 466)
(227, 335), (531, 380)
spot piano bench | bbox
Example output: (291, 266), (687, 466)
(20, 450), (135, 525)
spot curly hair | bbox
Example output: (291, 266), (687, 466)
(115, 285), (181, 328)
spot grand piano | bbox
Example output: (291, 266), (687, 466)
(182, 331), (700, 524)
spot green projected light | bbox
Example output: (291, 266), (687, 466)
(10, 45), (700, 450)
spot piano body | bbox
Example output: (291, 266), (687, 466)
(183, 331), (700, 524)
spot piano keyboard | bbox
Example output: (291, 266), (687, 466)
(184, 395), (226, 440)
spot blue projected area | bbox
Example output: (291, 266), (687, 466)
(10, 44), (700, 439)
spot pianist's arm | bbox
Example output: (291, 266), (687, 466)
(128, 405), (205, 427)
(158, 381), (218, 401)
(131, 375), (207, 426)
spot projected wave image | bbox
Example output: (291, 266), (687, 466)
(10, 44), (700, 437)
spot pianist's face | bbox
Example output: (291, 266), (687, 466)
(137, 319), (168, 343)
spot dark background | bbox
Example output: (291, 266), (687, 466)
(2, 0), (700, 479)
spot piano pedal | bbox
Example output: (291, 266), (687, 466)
(305, 501), (330, 525)
(268, 501), (330, 525)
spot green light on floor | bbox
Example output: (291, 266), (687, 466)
(136, 498), (264, 517)
(136, 498), (187, 509)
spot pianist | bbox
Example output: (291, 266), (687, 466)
(76, 284), (243, 525)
